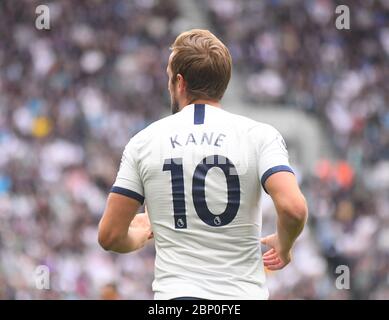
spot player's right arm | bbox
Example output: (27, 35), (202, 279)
(261, 172), (308, 270)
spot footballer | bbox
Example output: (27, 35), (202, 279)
(98, 29), (308, 300)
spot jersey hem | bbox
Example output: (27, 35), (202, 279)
(154, 289), (269, 301)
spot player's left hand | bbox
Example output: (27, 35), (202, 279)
(261, 233), (291, 271)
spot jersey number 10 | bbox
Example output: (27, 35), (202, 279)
(163, 155), (240, 229)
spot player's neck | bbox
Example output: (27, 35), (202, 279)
(182, 99), (221, 109)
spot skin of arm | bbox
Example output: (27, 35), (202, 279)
(98, 193), (153, 253)
(261, 171), (308, 270)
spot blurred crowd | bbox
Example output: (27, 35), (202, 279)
(0, 0), (178, 299)
(203, 0), (389, 299)
(0, 0), (388, 299)
(205, 0), (389, 163)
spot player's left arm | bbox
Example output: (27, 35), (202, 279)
(98, 193), (153, 253)
(98, 137), (152, 253)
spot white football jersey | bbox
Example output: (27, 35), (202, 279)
(112, 104), (293, 300)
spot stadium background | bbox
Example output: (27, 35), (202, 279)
(0, 0), (388, 299)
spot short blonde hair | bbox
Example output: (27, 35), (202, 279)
(170, 29), (232, 101)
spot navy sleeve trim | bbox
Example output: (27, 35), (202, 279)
(110, 186), (145, 204)
(261, 165), (295, 194)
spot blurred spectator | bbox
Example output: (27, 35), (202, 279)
(100, 283), (120, 300)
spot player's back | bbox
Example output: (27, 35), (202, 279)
(128, 104), (288, 299)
